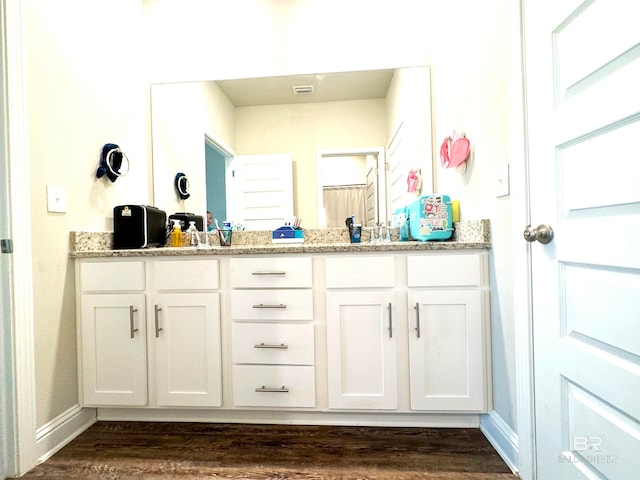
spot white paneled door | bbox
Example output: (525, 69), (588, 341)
(227, 153), (293, 231)
(524, 0), (640, 478)
(0, 14), (16, 475)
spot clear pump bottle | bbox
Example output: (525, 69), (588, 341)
(186, 220), (198, 246)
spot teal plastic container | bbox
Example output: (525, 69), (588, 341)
(407, 194), (454, 241)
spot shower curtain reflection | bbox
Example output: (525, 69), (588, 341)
(322, 185), (366, 228)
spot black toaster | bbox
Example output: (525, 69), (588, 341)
(113, 205), (167, 249)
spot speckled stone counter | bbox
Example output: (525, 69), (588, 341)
(69, 219), (490, 258)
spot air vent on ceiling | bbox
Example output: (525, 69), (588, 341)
(292, 85), (314, 95)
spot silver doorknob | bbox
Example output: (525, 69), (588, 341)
(523, 224), (554, 244)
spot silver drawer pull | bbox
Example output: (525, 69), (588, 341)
(255, 385), (289, 393)
(254, 342), (289, 349)
(251, 271), (286, 276)
(252, 303), (287, 309)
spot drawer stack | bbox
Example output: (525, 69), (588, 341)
(229, 256), (315, 408)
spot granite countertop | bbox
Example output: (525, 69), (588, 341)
(69, 220), (491, 258)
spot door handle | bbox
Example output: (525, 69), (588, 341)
(523, 224), (554, 244)
(0, 239), (12, 253)
(154, 305), (163, 338)
(129, 306), (139, 339)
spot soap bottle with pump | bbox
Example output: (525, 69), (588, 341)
(170, 219), (183, 247)
(186, 220), (199, 246)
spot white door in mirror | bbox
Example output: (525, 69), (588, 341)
(228, 153), (293, 230)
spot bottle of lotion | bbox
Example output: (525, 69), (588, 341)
(170, 219), (183, 247)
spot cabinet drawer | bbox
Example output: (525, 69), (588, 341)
(151, 258), (219, 291)
(230, 256), (312, 288)
(232, 323), (314, 365)
(80, 260), (145, 292)
(232, 365), (315, 407)
(325, 255), (395, 288)
(407, 253), (482, 287)
(231, 290), (313, 320)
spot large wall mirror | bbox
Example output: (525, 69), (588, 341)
(151, 66), (433, 230)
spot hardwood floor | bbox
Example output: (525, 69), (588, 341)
(13, 422), (517, 479)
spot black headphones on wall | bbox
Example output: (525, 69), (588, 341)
(96, 143), (130, 183)
(174, 172), (191, 200)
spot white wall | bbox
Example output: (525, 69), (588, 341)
(143, 0), (432, 83)
(429, 0), (516, 431)
(26, 0), (149, 428)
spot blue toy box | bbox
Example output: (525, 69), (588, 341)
(271, 225), (304, 243)
(407, 194), (454, 241)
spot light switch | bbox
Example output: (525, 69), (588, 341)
(495, 164), (510, 198)
(47, 185), (67, 213)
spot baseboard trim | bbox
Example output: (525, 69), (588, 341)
(480, 411), (519, 474)
(36, 405), (97, 464)
(97, 408), (481, 428)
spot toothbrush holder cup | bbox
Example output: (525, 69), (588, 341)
(218, 229), (232, 246)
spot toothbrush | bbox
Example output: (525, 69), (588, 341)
(214, 218), (224, 244)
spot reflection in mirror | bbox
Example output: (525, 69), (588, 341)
(151, 66), (433, 230)
(317, 147), (386, 228)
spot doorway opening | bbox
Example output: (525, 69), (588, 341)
(204, 134), (234, 229)
(317, 147), (386, 228)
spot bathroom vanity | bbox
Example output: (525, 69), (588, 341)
(71, 221), (492, 427)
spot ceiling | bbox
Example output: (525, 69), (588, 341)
(214, 69), (396, 107)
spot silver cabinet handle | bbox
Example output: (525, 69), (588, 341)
(252, 303), (287, 309)
(415, 302), (421, 338)
(251, 271), (286, 276)
(388, 302), (393, 338)
(154, 305), (163, 338)
(255, 385), (289, 393)
(254, 342), (289, 349)
(129, 306), (139, 339)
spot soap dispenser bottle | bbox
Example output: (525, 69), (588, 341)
(170, 219), (183, 247)
(186, 220), (199, 246)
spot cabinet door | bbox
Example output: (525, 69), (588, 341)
(325, 290), (397, 409)
(408, 290), (486, 411)
(80, 294), (147, 406)
(151, 292), (222, 407)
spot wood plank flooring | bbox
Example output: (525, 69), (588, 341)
(13, 422), (517, 479)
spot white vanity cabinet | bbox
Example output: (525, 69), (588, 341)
(229, 256), (315, 408)
(76, 258), (222, 408)
(75, 245), (490, 421)
(406, 253), (489, 412)
(148, 258), (222, 407)
(78, 260), (148, 406)
(325, 255), (400, 410)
